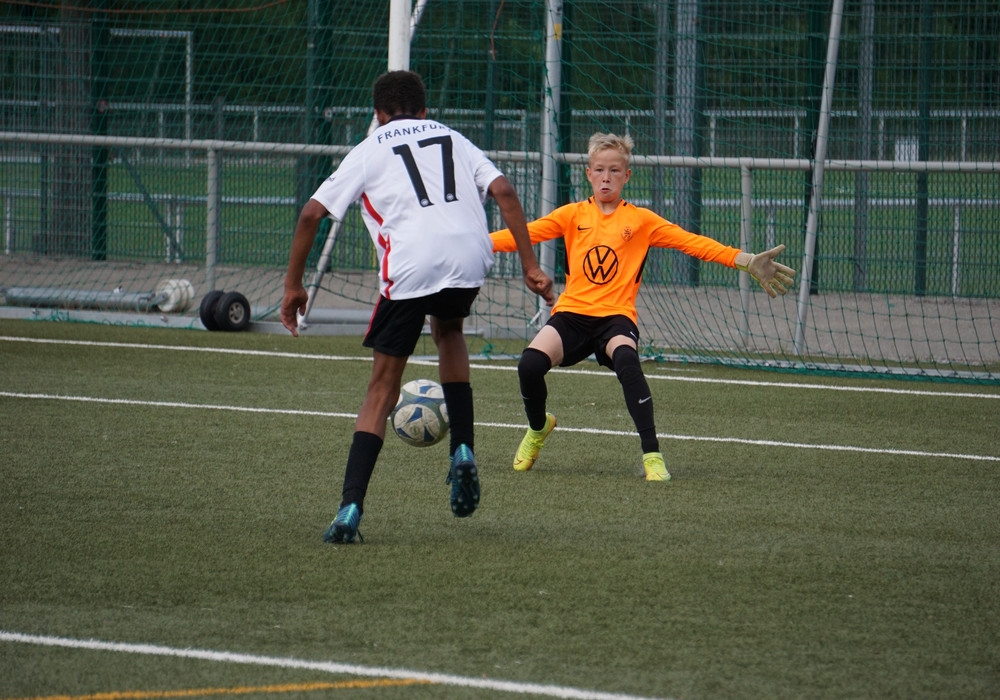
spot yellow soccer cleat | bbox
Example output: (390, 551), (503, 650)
(642, 451), (671, 481)
(513, 413), (556, 472)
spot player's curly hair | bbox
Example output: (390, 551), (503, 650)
(373, 70), (427, 117)
(587, 132), (634, 164)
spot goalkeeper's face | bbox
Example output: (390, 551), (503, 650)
(586, 149), (631, 206)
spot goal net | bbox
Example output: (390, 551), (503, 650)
(1, 0), (997, 382)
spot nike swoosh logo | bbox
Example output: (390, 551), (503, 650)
(577, 225), (591, 230)
(638, 396), (652, 404)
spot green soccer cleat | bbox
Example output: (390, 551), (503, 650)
(446, 444), (480, 518)
(323, 503), (363, 543)
(513, 413), (556, 472)
(642, 451), (671, 481)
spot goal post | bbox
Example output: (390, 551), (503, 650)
(795, 0), (844, 355)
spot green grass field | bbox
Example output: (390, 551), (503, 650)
(1, 318), (998, 699)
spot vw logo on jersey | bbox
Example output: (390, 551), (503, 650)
(583, 245), (619, 285)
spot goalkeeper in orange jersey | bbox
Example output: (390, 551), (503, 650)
(491, 132), (795, 480)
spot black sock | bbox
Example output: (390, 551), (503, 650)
(612, 346), (659, 454)
(340, 431), (383, 512)
(442, 381), (474, 455)
(518, 347), (552, 431)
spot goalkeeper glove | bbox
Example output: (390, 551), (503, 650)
(734, 244), (796, 298)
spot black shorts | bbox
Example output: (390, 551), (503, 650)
(363, 287), (480, 357)
(545, 311), (639, 369)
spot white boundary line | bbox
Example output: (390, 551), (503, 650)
(0, 631), (667, 700)
(2, 335), (999, 400)
(0, 335), (369, 362)
(1, 390), (997, 462)
(0, 391), (357, 420)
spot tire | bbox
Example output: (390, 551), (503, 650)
(212, 291), (251, 331)
(199, 290), (225, 331)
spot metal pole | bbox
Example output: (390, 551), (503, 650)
(853, 0), (874, 291)
(652, 0), (670, 217)
(205, 148), (220, 292)
(537, 0), (563, 327)
(914, 0), (932, 296)
(4, 192), (13, 255)
(674, 0), (701, 286)
(484, 0), (498, 151)
(738, 165), (753, 345)
(793, 0), (844, 355)
(951, 206), (960, 296)
(387, 0), (411, 71)
(185, 31), (193, 167)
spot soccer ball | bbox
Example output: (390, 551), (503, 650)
(390, 379), (450, 447)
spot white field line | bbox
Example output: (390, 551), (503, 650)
(0, 391), (357, 420)
(0, 335), (368, 362)
(1, 390), (997, 463)
(0, 631), (668, 700)
(3, 334), (999, 400)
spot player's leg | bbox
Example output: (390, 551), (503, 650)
(326, 350), (408, 543)
(431, 314), (472, 452)
(434, 316), (479, 517)
(604, 334), (670, 481)
(513, 324), (563, 471)
(606, 337), (656, 451)
(429, 288), (478, 452)
(429, 288), (480, 517)
(520, 324), (563, 428)
(324, 296), (423, 543)
(355, 350), (409, 438)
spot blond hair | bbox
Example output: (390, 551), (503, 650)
(587, 132), (634, 164)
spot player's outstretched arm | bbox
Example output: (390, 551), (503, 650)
(488, 176), (555, 306)
(734, 244), (797, 298)
(281, 199), (328, 336)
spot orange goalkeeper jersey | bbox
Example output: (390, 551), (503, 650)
(491, 197), (741, 323)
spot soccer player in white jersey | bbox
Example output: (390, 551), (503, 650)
(281, 70), (553, 543)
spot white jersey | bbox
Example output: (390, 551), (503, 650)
(311, 117), (503, 299)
